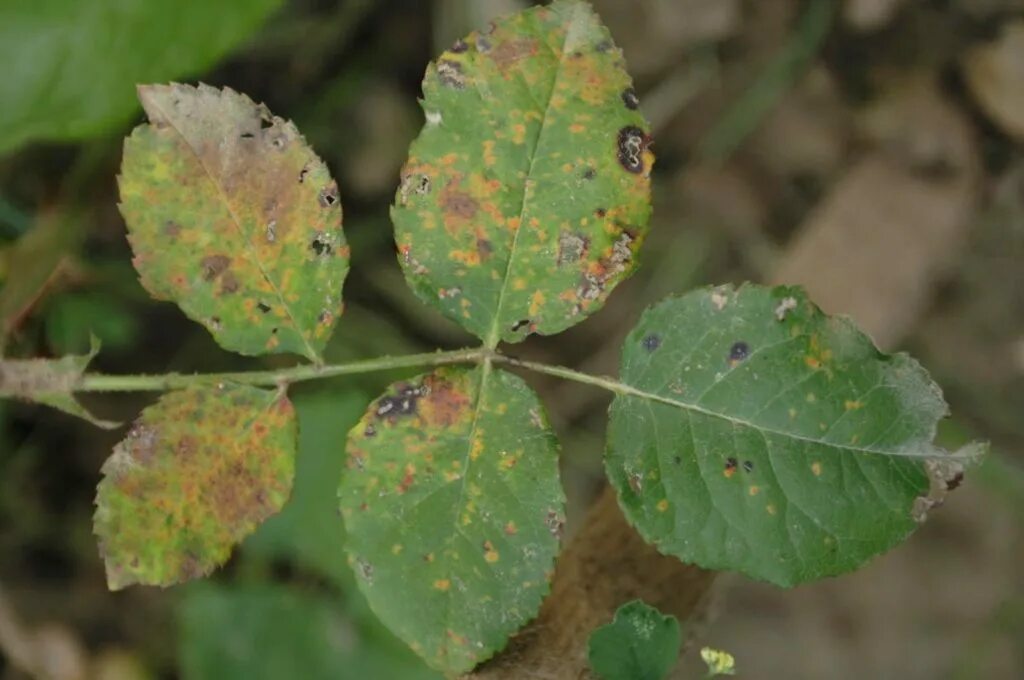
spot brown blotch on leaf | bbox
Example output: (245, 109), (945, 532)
(616, 126), (650, 174)
(450, 38), (469, 54)
(440, 186), (479, 220)
(219, 272), (240, 295)
(318, 183), (339, 208)
(437, 60), (467, 89)
(488, 38), (537, 72)
(200, 255), (231, 281)
(476, 236), (494, 261)
(557, 231), (589, 266)
(419, 374), (472, 428)
(545, 510), (565, 539)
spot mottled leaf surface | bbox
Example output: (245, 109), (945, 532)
(338, 366), (565, 674)
(0, 337), (118, 428)
(119, 84), (347, 361)
(95, 384), (296, 589)
(587, 600), (681, 680)
(607, 284), (967, 587)
(393, 0), (652, 346)
(0, 0), (280, 153)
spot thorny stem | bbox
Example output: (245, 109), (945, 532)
(69, 346), (634, 398)
(75, 348), (489, 393)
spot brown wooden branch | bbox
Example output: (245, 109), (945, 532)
(467, 487), (715, 679)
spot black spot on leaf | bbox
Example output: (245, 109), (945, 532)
(257, 301), (271, 314)
(621, 87), (640, 110)
(729, 341), (750, 362)
(743, 460), (754, 473)
(642, 333), (661, 351)
(616, 126), (649, 174)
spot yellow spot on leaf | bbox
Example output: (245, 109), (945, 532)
(433, 579), (450, 591)
(844, 400), (863, 411)
(656, 499), (669, 512)
(391, 544), (403, 555)
(766, 504), (777, 515)
(811, 461), (822, 476)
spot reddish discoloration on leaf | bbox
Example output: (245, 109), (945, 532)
(392, 0), (652, 345)
(119, 84), (348, 361)
(339, 366), (565, 674)
(94, 384), (296, 590)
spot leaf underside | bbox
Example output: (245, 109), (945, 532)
(119, 83), (348, 361)
(587, 600), (681, 680)
(338, 366), (565, 674)
(393, 0), (652, 345)
(94, 384), (296, 590)
(607, 284), (954, 587)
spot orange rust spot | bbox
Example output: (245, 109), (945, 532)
(434, 579), (451, 591)
(504, 521), (518, 535)
(483, 140), (497, 167)
(844, 400), (863, 411)
(512, 123), (527, 145)
(656, 499), (669, 512)
(748, 485), (760, 496)
(805, 356), (821, 370)
(419, 373), (472, 428)
(483, 540), (500, 563)
(569, 123), (585, 134)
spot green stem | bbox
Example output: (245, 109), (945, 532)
(492, 354), (631, 396)
(76, 348), (488, 393)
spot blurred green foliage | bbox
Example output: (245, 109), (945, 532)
(0, 0), (281, 153)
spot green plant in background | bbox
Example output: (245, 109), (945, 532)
(0, 1), (983, 676)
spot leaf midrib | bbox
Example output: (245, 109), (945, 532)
(484, 4), (581, 347)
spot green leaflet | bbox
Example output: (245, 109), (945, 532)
(587, 600), (681, 680)
(119, 84), (348, 362)
(607, 284), (974, 587)
(0, 0), (281, 154)
(94, 384), (296, 589)
(338, 366), (565, 674)
(393, 0), (652, 346)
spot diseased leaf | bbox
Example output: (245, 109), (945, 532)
(119, 83), (348, 362)
(607, 284), (981, 587)
(0, 0), (281, 154)
(338, 366), (565, 674)
(393, 0), (652, 346)
(94, 384), (296, 589)
(0, 336), (118, 428)
(587, 600), (681, 680)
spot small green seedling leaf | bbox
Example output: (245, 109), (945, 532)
(0, 336), (118, 428)
(393, 0), (652, 346)
(587, 600), (681, 680)
(701, 647), (737, 677)
(119, 83), (348, 362)
(607, 284), (982, 587)
(338, 366), (565, 674)
(94, 384), (297, 589)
